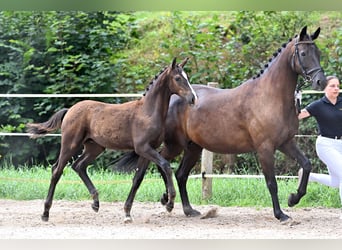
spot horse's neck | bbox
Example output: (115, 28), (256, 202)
(142, 78), (171, 121)
(260, 47), (298, 97)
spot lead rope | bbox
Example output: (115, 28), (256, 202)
(295, 78), (308, 114)
(295, 88), (302, 114)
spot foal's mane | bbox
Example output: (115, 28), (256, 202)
(142, 63), (183, 97)
(142, 66), (168, 97)
(252, 34), (299, 80)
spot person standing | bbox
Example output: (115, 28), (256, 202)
(298, 75), (342, 219)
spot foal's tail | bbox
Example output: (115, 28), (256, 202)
(111, 151), (140, 173)
(26, 108), (69, 138)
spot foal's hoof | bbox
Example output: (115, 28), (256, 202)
(166, 202), (174, 212)
(288, 193), (299, 207)
(91, 203), (99, 212)
(41, 214), (49, 222)
(124, 216), (133, 224)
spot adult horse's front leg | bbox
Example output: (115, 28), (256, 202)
(174, 143), (202, 216)
(278, 139), (311, 207)
(258, 148), (291, 222)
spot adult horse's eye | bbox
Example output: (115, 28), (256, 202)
(301, 51), (306, 56)
(175, 76), (182, 82)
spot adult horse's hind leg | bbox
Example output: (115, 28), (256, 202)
(257, 146), (290, 222)
(71, 140), (105, 212)
(278, 139), (311, 207)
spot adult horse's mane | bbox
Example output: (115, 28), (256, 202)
(252, 35), (297, 80)
(253, 35), (292, 80)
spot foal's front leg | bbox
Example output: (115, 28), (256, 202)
(135, 145), (176, 213)
(158, 142), (202, 217)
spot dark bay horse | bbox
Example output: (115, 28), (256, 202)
(115, 26), (327, 222)
(26, 57), (197, 222)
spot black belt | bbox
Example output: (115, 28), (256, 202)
(321, 135), (342, 139)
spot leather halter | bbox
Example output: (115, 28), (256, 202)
(292, 38), (323, 89)
(292, 38), (323, 113)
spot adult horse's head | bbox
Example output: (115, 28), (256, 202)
(167, 57), (197, 105)
(292, 26), (327, 90)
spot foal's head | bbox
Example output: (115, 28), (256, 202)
(291, 26), (327, 90)
(165, 57), (197, 105)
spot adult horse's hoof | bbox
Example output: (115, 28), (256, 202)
(288, 193), (299, 207)
(184, 208), (201, 217)
(91, 202), (99, 212)
(279, 213), (291, 223)
(41, 214), (49, 222)
(160, 193), (168, 205)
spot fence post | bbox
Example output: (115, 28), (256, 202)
(201, 82), (218, 199)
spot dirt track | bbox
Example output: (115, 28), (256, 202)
(0, 199), (341, 239)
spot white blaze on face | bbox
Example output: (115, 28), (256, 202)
(181, 70), (198, 101)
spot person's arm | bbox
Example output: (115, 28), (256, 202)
(298, 109), (311, 120)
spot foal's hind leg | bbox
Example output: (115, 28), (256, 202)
(42, 151), (75, 221)
(72, 141), (104, 212)
(123, 157), (150, 223)
(278, 139), (311, 207)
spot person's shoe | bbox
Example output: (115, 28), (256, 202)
(297, 168), (303, 189)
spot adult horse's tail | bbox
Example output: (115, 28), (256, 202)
(26, 108), (69, 138)
(111, 151), (140, 173)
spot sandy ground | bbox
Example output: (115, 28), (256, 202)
(0, 199), (341, 239)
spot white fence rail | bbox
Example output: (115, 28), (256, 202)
(0, 93), (143, 98)
(0, 93), (142, 137)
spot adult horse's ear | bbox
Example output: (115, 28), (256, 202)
(171, 57), (177, 69)
(179, 57), (189, 68)
(299, 26), (308, 41)
(311, 27), (320, 40)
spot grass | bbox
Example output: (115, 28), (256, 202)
(0, 165), (340, 208)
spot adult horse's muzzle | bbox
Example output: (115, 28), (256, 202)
(312, 69), (327, 91)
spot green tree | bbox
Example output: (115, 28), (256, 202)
(0, 11), (135, 166)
